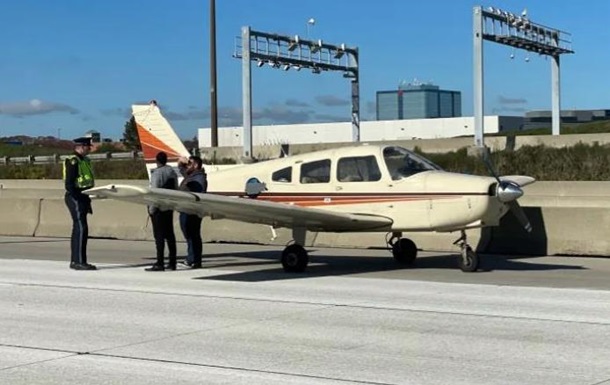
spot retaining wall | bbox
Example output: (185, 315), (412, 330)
(1, 181), (609, 256)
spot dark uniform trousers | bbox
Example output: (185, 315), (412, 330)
(150, 210), (177, 266)
(65, 194), (90, 265)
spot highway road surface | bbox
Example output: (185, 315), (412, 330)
(1, 236), (609, 385)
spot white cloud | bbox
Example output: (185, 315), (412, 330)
(315, 95), (350, 107)
(0, 99), (79, 117)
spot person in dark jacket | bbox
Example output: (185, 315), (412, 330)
(177, 155), (207, 269)
(64, 137), (96, 270)
(145, 151), (179, 271)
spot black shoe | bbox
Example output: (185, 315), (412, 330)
(70, 262), (97, 271)
(191, 263), (202, 269)
(145, 264), (165, 272)
(165, 263), (177, 271)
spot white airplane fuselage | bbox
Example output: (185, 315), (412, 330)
(204, 145), (507, 233)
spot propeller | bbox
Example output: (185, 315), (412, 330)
(481, 147), (532, 233)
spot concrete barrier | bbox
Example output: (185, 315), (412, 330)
(88, 200), (152, 240)
(0, 179), (148, 190)
(35, 198), (76, 238)
(1, 181), (610, 257)
(35, 197), (189, 244)
(0, 198), (41, 236)
(35, 198), (154, 240)
(202, 218), (296, 246)
(0, 189), (65, 199)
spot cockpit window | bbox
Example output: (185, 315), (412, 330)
(272, 166), (292, 183)
(383, 146), (442, 180)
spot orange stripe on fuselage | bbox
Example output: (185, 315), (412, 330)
(136, 123), (183, 162)
(227, 193), (469, 207)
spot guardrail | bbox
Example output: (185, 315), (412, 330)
(0, 152), (142, 165)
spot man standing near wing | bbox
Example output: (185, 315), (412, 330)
(177, 155), (207, 269)
(145, 151), (179, 271)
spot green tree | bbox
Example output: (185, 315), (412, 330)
(122, 117), (141, 150)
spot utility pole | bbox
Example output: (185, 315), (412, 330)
(210, 0), (218, 147)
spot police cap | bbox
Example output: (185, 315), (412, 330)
(73, 137), (92, 146)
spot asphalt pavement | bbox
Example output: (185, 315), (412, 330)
(1, 236), (610, 289)
(1, 236), (610, 385)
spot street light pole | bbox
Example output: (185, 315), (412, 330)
(306, 18), (315, 38)
(210, 0), (218, 147)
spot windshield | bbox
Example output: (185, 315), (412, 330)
(383, 146), (442, 180)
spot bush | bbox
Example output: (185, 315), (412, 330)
(422, 143), (610, 181)
(0, 160), (148, 180)
(3, 143), (610, 181)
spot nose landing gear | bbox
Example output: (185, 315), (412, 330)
(453, 230), (479, 272)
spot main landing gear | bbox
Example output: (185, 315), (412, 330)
(279, 228), (479, 273)
(281, 227), (309, 273)
(281, 243), (309, 272)
(453, 230), (479, 272)
(387, 232), (418, 266)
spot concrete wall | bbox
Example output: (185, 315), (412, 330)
(200, 132), (610, 162)
(1, 181), (610, 257)
(198, 116), (505, 147)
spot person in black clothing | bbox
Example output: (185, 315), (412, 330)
(178, 155), (207, 269)
(145, 152), (179, 271)
(63, 137), (96, 270)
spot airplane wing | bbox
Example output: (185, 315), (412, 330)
(499, 175), (536, 187)
(85, 184), (393, 232)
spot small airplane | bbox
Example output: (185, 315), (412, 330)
(85, 102), (534, 273)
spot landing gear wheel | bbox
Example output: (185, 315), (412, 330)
(281, 244), (309, 273)
(392, 238), (418, 265)
(458, 246), (479, 272)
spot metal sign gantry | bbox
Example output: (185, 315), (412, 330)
(473, 6), (574, 147)
(234, 26), (359, 159)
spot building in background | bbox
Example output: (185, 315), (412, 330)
(376, 81), (461, 120)
(84, 130), (101, 143)
(523, 109), (610, 130)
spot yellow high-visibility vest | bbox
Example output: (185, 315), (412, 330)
(63, 155), (94, 189)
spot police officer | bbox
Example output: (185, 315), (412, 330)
(64, 137), (96, 270)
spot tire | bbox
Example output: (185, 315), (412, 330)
(458, 246), (479, 272)
(392, 238), (417, 265)
(281, 244), (309, 273)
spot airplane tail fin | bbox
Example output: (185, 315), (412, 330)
(131, 101), (191, 180)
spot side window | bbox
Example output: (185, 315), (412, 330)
(300, 159), (331, 184)
(337, 156), (382, 182)
(272, 167), (292, 183)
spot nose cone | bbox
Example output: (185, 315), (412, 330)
(497, 181), (523, 203)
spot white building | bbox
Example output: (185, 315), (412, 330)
(198, 116), (524, 147)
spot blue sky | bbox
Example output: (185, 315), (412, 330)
(0, 0), (608, 140)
